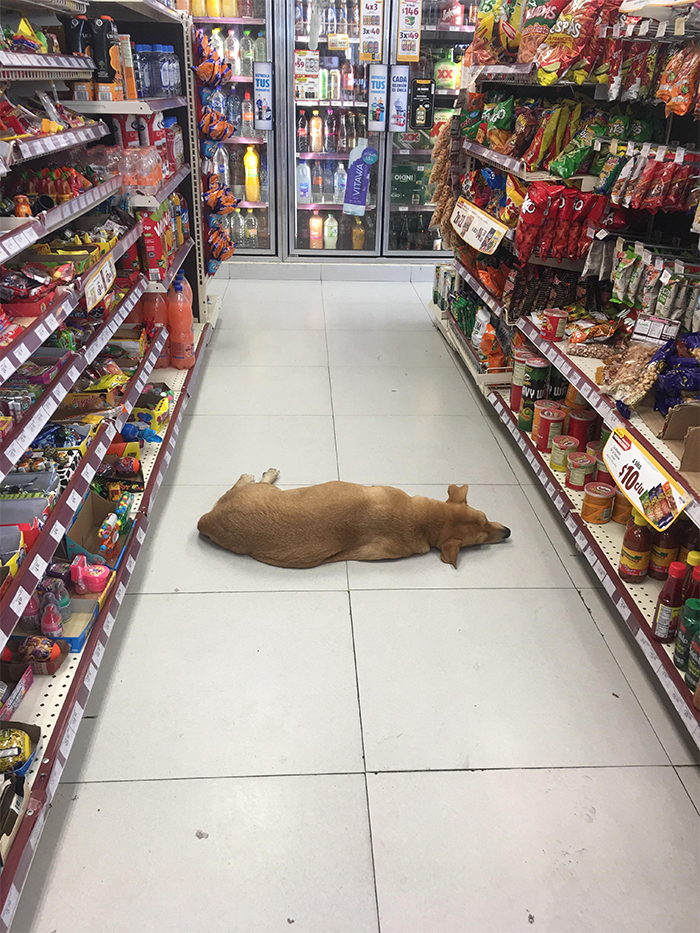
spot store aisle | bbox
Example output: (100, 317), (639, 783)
(15, 279), (699, 933)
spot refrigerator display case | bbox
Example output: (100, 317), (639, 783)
(193, 4), (277, 260)
(285, 0), (385, 255)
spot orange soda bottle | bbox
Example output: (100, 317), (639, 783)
(142, 292), (171, 368)
(166, 281), (195, 369)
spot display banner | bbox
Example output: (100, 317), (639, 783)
(359, 0), (384, 61)
(343, 144), (378, 215)
(253, 62), (273, 130)
(368, 63), (388, 130)
(409, 77), (434, 129)
(388, 64), (410, 132)
(397, 0), (422, 61)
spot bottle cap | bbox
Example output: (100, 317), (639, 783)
(684, 597), (700, 621)
(633, 511), (647, 526)
(687, 550), (700, 567)
(669, 561), (686, 580)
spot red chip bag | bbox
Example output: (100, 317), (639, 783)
(577, 194), (608, 259)
(567, 191), (596, 261)
(665, 162), (692, 209)
(517, 0), (570, 64)
(536, 0), (621, 86)
(537, 189), (563, 261)
(515, 182), (559, 264)
(627, 158), (661, 209)
(550, 187), (577, 263)
(642, 160), (676, 213)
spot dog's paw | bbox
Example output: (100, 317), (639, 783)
(262, 468), (280, 484)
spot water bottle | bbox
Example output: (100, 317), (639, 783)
(253, 29), (267, 61)
(212, 142), (230, 185)
(134, 45), (152, 98)
(240, 29), (254, 76)
(209, 87), (227, 113)
(167, 46), (181, 94)
(226, 87), (242, 130)
(244, 209), (258, 248)
(150, 44), (165, 97)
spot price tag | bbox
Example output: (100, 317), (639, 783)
(625, 20), (635, 35)
(28, 807), (47, 853)
(1, 885), (19, 927)
(103, 612), (116, 637)
(603, 427), (693, 530)
(10, 587), (30, 616)
(641, 142), (651, 157)
(67, 488), (82, 510)
(29, 554), (48, 578)
(46, 760), (64, 801)
(660, 268), (672, 285)
(674, 16), (685, 35)
(14, 342), (31, 365)
(654, 145), (667, 162)
(93, 641), (106, 668)
(674, 260), (685, 275)
(626, 141), (635, 157)
(60, 724), (77, 759)
(82, 462), (96, 483)
(674, 147), (685, 164)
(116, 581), (126, 604)
(49, 520), (65, 541)
(639, 19), (649, 35)
(610, 139), (618, 155)
(0, 357), (12, 380)
(642, 249), (652, 265)
(67, 364), (80, 383)
(136, 526), (146, 544)
(34, 322), (50, 343)
(84, 663), (98, 692)
(656, 19), (667, 36)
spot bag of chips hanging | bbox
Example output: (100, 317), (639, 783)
(517, 0), (569, 63)
(640, 159), (675, 212)
(621, 41), (652, 101)
(665, 162), (692, 209)
(537, 186), (564, 260)
(656, 45), (687, 102)
(515, 181), (558, 263)
(486, 96), (515, 151)
(609, 155), (635, 205)
(665, 43), (700, 116)
(594, 152), (625, 194)
(550, 187), (577, 262)
(576, 194), (608, 260)
(536, 0), (620, 86)
(501, 174), (527, 225)
(521, 107), (560, 171)
(541, 103), (569, 169)
(470, 0), (518, 64)
(501, 110), (539, 158)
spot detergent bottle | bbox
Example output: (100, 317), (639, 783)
(142, 292), (171, 368)
(167, 281), (195, 369)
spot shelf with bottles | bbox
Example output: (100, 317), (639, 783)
(296, 108), (372, 157)
(295, 98), (368, 108)
(298, 151), (350, 160)
(67, 97), (187, 115)
(225, 135), (267, 145)
(193, 16), (266, 24)
(298, 210), (375, 251)
(129, 164), (191, 210)
(145, 238), (194, 293)
(219, 204), (269, 251)
(295, 35), (361, 44)
(297, 202), (373, 211)
(201, 21), (267, 81)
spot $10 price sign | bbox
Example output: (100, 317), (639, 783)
(603, 426), (692, 531)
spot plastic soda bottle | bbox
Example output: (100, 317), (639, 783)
(167, 282), (195, 369)
(244, 145), (260, 201)
(309, 209), (323, 248)
(142, 292), (171, 368)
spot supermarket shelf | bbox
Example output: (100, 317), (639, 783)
(465, 62), (536, 82)
(0, 52), (94, 81)
(488, 388), (700, 748)
(145, 238), (194, 292)
(297, 151), (351, 160)
(8, 122), (108, 164)
(0, 325), (212, 933)
(236, 200), (268, 208)
(393, 148), (433, 156)
(0, 175), (122, 267)
(225, 135), (267, 145)
(421, 23), (475, 32)
(90, 0), (185, 21)
(430, 301), (511, 389)
(463, 139), (597, 187)
(0, 290), (78, 387)
(129, 164), (192, 209)
(435, 88), (460, 97)
(454, 258), (504, 316)
(391, 203), (436, 213)
(295, 98), (368, 108)
(297, 202), (375, 210)
(194, 15), (265, 23)
(0, 273), (147, 483)
(225, 75), (254, 83)
(1, 0), (87, 14)
(516, 317), (700, 529)
(67, 96), (187, 115)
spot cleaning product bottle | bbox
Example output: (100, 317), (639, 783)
(167, 281), (195, 369)
(142, 292), (171, 368)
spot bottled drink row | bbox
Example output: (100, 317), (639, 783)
(297, 160), (347, 204)
(212, 208), (269, 250)
(294, 0), (360, 37)
(388, 213), (443, 251)
(191, 0), (265, 17)
(301, 211), (374, 249)
(294, 53), (368, 101)
(202, 85), (256, 134)
(207, 27), (267, 77)
(297, 109), (368, 154)
(132, 44), (183, 98)
(207, 143), (268, 202)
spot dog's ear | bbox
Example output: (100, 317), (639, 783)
(440, 538), (461, 568)
(447, 484), (469, 504)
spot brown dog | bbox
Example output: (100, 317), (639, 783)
(197, 470), (510, 569)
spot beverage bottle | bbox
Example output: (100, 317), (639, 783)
(211, 142), (230, 185)
(244, 145), (260, 201)
(683, 552), (700, 600)
(346, 111), (357, 148)
(224, 30), (240, 73)
(168, 46), (181, 95)
(352, 216), (365, 249)
(365, 210), (375, 248)
(240, 29), (255, 75)
(651, 561), (686, 643)
(297, 161), (311, 203)
(318, 67), (329, 100)
(142, 293), (171, 367)
(167, 281), (195, 369)
(333, 162), (347, 201)
(295, 0), (304, 34)
(297, 108), (309, 151)
(309, 209), (323, 248)
(209, 87), (227, 113)
(341, 60), (354, 101)
(323, 108), (336, 151)
(134, 45), (152, 98)
(124, 295), (144, 325)
(309, 109), (323, 152)
(649, 524), (680, 580)
(679, 520), (700, 563)
(149, 44), (164, 96)
(326, 0), (337, 32)
(337, 111), (348, 151)
(323, 212), (338, 248)
(311, 160), (323, 200)
(350, 0), (360, 35)
(175, 270), (193, 305)
(241, 90), (254, 133)
(260, 150), (268, 199)
(329, 62), (341, 99)
(227, 88), (242, 129)
(338, 0), (348, 32)
(207, 0), (223, 15)
(180, 193), (190, 239)
(619, 511), (652, 583)
(675, 596), (700, 672)
(356, 111), (367, 136)
(239, 0), (253, 16)
(244, 209), (259, 247)
(254, 30), (267, 61)
(222, 0), (238, 14)
(230, 150), (246, 198)
(258, 208), (269, 247)
(210, 29), (225, 60)
(323, 162), (334, 199)
(192, 0), (207, 13)
(230, 206), (245, 243)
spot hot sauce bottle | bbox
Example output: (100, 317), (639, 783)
(648, 523), (680, 580)
(651, 561), (686, 643)
(619, 511), (652, 583)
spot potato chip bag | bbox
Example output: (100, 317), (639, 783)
(517, 0), (569, 64)
(665, 43), (700, 116)
(541, 103), (569, 169)
(656, 45), (686, 102)
(501, 110), (539, 158)
(644, 160), (676, 213)
(471, 0), (517, 64)
(621, 41), (651, 101)
(486, 96), (514, 151)
(521, 107), (560, 171)
(502, 174), (527, 225)
(537, 0), (620, 86)
(594, 152), (625, 194)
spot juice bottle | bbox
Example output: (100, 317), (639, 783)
(167, 282), (195, 369)
(222, 0), (238, 14)
(675, 596), (700, 671)
(244, 145), (260, 202)
(683, 552), (700, 600)
(648, 523), (680, 580)
(206, 0), (223, 16)
(619, 511), (652, 583)
(176, 271), (193, 305)
(352, 216), (365, 249)
(650, 561), (686, 643)
(191, 0), (207, 14)
(309, 109), (323, 153)
(323, 212), (338, 248)
(124, 296), (144, 325)
(142, 292), (171, 368)
(309, 210), (323, 248)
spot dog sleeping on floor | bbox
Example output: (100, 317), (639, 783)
(197, 470), (511, 568)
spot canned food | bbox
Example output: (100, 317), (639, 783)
(510, 348), (533, 413)
(550, 435), (580, 472)
(532, 398), (560, 444)
(547, 366), (568, 403)
(567, 409), (597, 449)
(581, 482), (616, 524)
(536, 409), (566, 453)
(566, 452), (597, 490)
(595, 457), (613, 486)
(586, 440), (603, 458)
(611, 490), (633, 524)
(518, 358), (550, 433)
(564, 383), (589, 410)
(541, 309), (568, 341)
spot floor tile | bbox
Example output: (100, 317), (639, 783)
(486, 403), (539, 485)
(219, 280), (325, 329)
(164, 415), (338, 487)
(15, 775), (378, 933)
(367, 768), (699, 933)
(327, 330), (454, 367)
(346, 485), (572, 590)
(189, 365), (332, 416)
(322, 282), (433, 330)
(352, 588), (668, 770)
(578, 587), (700, 767)
(128, 484), (347, 594)
(206, 328), (328, 367)
(677, 765), (700, 813)
(411, 279), (434, 308)
(330, 366), (480, 416)
(334, 415), (518, 485)
(63, 591), (362, 781)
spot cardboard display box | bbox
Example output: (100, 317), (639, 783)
(638, 401), (700, 498)
(65, 489), (132, 571)
(0, 667), (33, 721)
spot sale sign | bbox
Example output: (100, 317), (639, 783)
(397, 0), (422, 62)
(360, 0), (384, 61)
(603, 427), (692, 531)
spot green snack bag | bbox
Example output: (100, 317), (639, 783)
(607, 111), (630, 138)
(629, 116), (654, 142)
(594, 153), (625, 193)
(486, 96), (514, 151)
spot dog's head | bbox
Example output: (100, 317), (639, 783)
(439, 484), (511, 568)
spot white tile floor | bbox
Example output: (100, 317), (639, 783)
(15, 279), (700, 933)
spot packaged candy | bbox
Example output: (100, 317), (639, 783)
(0, 728), (31, 773)
(517, 0), (569, 63)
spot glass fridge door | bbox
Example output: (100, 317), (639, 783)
(286, 0), (385, 255)
(194, 0), (276, 257)
(381, 0), (474, 256)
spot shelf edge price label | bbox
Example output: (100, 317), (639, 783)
(602, 427), (693, 531)
(396, 0), (422, 62)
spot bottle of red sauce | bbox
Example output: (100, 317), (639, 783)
(651, 561), (686, 643)
(648, 523), (680, 580)
(619, 511), (652, 583)
(684, 565), (700, 605)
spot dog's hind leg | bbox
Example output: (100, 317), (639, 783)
(261, 468), (280, 484)
(233, 473), (256, 488)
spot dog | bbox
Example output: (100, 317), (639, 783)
(197, 470), (511, 569)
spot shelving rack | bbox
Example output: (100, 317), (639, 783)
(0, 0), (212, 925)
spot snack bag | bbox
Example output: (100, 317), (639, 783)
(541, 103), (569, 170)
(656, 45), (687, 103)
(595, 152), (625, 194)
(621, 41), (652, 101)
(537, 186), (564, 260)
(486, 96), (514, 151)
(475, 101), (496, 144)
(665, 43), (700, 116)
(521, 107), (559, 171)
(470, 0), (518, 65)
(501, 110), (539, 158)
(576, 194), (608, 260)
(643, 159), (676, 213)
(566, 191), (595, 260)
(550, 186), (577, 262)
(515, 181), (558, 263)
(501, 174), (527, 225)
(665, 162), (692, 209)
(626, 157), (659, 209)
(517, 0), (569, 63)
(480, 323), (507, 370)
(537, 0), (620, 86)
(609, 155), (635, 205)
